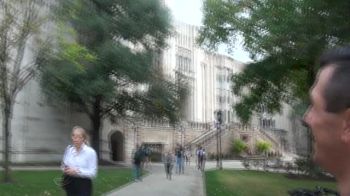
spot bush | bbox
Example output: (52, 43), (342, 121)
(242, 159), (250, 169)
(294, 157), (325, 178)
(209, 153), (216, 160)
(256, 140), (271, 155)
(232, 139), (248, 155)
(288, 186), (338, 196)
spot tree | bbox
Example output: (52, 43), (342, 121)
(0, 0), (48, 182)
(198, 0), (350, 123)
(38, 0), (186, 158)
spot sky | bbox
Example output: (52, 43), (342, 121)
(165, 0), (252, 63)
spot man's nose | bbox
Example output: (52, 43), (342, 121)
(301, 107), (311, 128)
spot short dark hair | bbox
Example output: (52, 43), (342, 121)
(319, 45), (350, 113)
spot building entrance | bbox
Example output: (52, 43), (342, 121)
(110, 131), (124, 161)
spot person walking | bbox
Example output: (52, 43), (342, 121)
(201, 148), (206, 171)
(185, 149), (191, 166)
(175, 146), (184, 174)
(197, 147), (204, 170)
(132, 145), (144, 182)
(163, 151), (174, 180)
(61, 126), (97, 196)
(142, 145), (152, 169)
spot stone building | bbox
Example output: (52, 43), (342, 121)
(0, 20), (303, 164)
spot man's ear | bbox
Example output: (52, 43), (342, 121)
(341, 108), (350, 143)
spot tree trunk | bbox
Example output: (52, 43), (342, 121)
(90, 96), (102, 160)
(2, 101), (13, 183)
(91, 115), (101, 160)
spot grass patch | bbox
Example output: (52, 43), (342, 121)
(206, 170), (337, 196)
(0, 168), (132, 196)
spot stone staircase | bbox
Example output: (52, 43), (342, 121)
(186, 124), (228, 150)
(186, 124), (283, 155)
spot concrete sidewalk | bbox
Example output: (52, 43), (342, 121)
(105, 163), (205, 196)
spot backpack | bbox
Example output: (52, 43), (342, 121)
(198, 149), (203, 158)
(144, 147), (151, 156)
(134, 150), (143, 164)
(166, 154), (173, 163)
(176, 149), (182, 158)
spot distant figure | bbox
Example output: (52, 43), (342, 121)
(185, 150), (191, 166)
(175, 146), (185, 174)
(197, 147), (205, 171)
(142, 145), (152, 169)
(163, 151), (174, 180)
(196, 147), (200, 169)
(133, 145), (144, 182)
(201, 149), (206, 171)
(61, 126), (97, 196)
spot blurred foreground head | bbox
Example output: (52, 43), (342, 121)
(303, 45), (350, 194)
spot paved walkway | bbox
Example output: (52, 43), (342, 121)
(205, 160), (245, 170)
(105, 160), (245, 196)
(105, 163), (205, 196)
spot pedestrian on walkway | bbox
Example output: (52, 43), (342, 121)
(142, 145), (152, 169)
(195, 146), (200, 169)
(185, 149), (191, 166)
(175, 145), (185, 174)
(197, 146), (204, 170)
(61, 126), (97, 196)
(132, 145), (144, 182)
(163, 151), (174, 180)
(201, 148), (206, 171)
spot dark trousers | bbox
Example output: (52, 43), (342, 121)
(165, 163), (173, 179)
(63, 175), (92, 196)
(133, 163), (141, 180)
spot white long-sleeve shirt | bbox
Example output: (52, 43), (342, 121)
(62, 144), (97, 179)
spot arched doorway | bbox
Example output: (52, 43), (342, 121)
(110, 131), (124, 161)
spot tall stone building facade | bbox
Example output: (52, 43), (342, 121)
(0, 20), (303, 164)
(162, 21), (244, 124)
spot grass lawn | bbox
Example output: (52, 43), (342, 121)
(0, 168), (133, 196)
(206, 170), (337, 196)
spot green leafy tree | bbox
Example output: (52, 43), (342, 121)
(198, 0), (350, 124)
(198, 2), (350, 171)
(0, 0), (48, 182)
(38, 0), (186, 158)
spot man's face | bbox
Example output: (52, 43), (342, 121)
(303, 65), (346, 171)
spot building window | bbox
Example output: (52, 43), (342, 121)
(259, 118), (275, 129)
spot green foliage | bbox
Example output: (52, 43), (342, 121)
(199, 0), (350, 123)
(256, 140), (271, 155)
(38, 0), (183, 121)
(0, 0), (50, 183)
(295, 157), (325, 178)
(205, 170), (336, 196)
(38, 0), (186, 155)
(232, 139), (248, 155)
(0, 168), (133, 196)
(141, 73), (188, 124)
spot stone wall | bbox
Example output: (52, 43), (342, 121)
(0, 80), (91, 163)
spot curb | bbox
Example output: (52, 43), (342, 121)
(202, 170), (207, 196)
